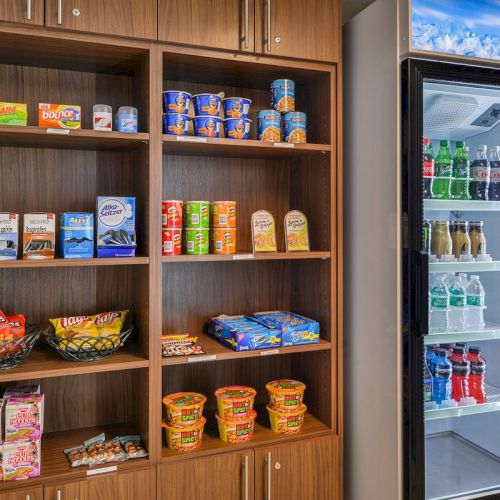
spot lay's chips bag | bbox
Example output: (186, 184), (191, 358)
(93, 310), (128, 337)
(49, 315), (99, 340)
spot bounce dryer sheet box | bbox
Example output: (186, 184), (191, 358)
(0, 213), (19, 260)
(59, 212), (94, 259)
(96, 197), (136, 258)
(38, 103), (81, 129)
(0, 103), (27, 126)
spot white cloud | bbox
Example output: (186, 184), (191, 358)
(413, 6), (450, 21)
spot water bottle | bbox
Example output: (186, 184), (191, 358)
(429, 275), (450, 333)
(459, 273), (469, 290)
(448, 275), (466, 331)
(465, 275), (485, 331)
(432, 348), (452, 404)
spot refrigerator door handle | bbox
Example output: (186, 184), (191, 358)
(415, 250), (429, 336)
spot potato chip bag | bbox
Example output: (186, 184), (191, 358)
(49, 315), (99, 339)
(93, 310), (128, 337)
(7, 315), (25, 340)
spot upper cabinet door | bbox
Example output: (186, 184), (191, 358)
(45, 0), (157, 40)
(158, 0), (255, 53)
(256, 0), (338, 62)
(0, 0), (43, 25)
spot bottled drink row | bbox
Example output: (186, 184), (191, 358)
(424, 343), (487, 406)
(424, 219), (490, 262)
(423, 139), (500, 201)
(430, 273), (485, 333)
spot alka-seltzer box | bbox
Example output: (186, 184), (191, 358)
(59, 212), (94, 259)
(0, 103), (27, 127)
(97, 197), (136, 258)
(5, 394), (44, 443)
(23, 213), (55, 260)
(0, 213), (19, 260)
(38, 103), (81, 130)
(3, 439), (41, 481)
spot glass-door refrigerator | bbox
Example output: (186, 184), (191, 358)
(403, 58), (500, 500)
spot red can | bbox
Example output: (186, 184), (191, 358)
(162, 200), (183, 228)
(162, 228), (182, 255)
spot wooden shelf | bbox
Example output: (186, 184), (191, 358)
(162, 333), (331, 366)
(162, 251), (331, 263)
(0, 126), (149, 151)
(0, 257), (149, 269)
(0, 344), (149, 382)
(161, 412), (332, 462)
(163, 135), (331, 159)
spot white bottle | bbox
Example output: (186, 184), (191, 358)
(465, 275), (485, 331)
(459, 273), (469, 290)
(448, 275), (466, 332)
(429, 275), (450, 333)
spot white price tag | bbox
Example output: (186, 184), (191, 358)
(176, 136), (207, 143)
(261, 349), (280, 356)
(188, 355), (217, 363)
(87, 465), (117, 476)
(274, 142), (294, 148)
(232, 254), (254, 260)
(47, 128), (70, 135)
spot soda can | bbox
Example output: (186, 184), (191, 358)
(283, 112), (307, 144)
(210, 201), (237, 228)
(184, 229), (209, 255)
(162, 200), (183, 228)
(162, 228), (182, 256)
(271, 79), (295, 113)
(184, 201), (210, 229)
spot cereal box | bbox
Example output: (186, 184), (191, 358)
(0, 103), (27, 127)
(59, 212), (94, 259)
(3, 439), (41, 480)
(0, 213), (19, 260)
(38, 103), (81, 129)
(96, 197), (136, 258)
(23, 213), (55, 260)
(5, 394), (43, 442)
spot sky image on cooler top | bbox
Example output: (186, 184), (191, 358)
(412, 0), (500, 60)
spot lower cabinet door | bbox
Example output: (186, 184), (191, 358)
(255, 436), (338, 500)
(159, 451), (254, 500)
(0, 486), (43, 500)
(44, 482), (81, 500)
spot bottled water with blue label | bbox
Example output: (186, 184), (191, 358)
(465, 275), (485, 331)
(448, 275), (466, 332)
(429, 274), (449, 333)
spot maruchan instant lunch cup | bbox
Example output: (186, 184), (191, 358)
(271, 79), (295, 113)
(223, 118), (251, 140)
(210, 228), (237, 255)
(162, 417), (206, 452)
(193, 116), (222, 138)
(266, 379), (306, 411)
(162, 200), (183, 228)
(163, 91), (191, 115)
(162, 228), (182, 256)
(216, 410), (257, 444)
(283, 112), (307, 144)
(184, 229), (209, 255)
(214, 386), (256, 419)
(184, 201), (210, 229)
(222, 97), (251, 119)
(258, 110), (282, 142)
(267, 404), (306, 434)
(210, 201), (237, 228)
(163, 113), (190, 136)
(162, 392), (207, 426)
(192, 94), (222, 116)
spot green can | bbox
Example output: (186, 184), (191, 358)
(184, 229), (209, 255)
(184, 201), (210, 228)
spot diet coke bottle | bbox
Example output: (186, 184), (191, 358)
(470, 145), (490, 201)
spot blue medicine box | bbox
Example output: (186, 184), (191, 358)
(59, 213), (94, 259)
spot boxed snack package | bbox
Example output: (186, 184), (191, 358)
(0, 213), (19, 260)
(5, 394), (43, 442)
(0, 103), (27, 127)
(208, 315), (281, 352)
(96, 197), (136, 258)
(59, 212), (94, 259)
(23, 213), (55, 260)
(3, 386), (43, 434)
(3, 439), (40, 480)
(38, 103), (81, 129)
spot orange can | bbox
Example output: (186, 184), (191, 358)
(162, 200), (183, 228)
(210, 228), (237, 254)
(210, 201), (237, 228)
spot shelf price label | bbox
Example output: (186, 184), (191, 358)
(233, 254), (254, 260)
(274, 142), (295, 148)
(176, 136), (207, 143)
(47, 128), (70, 135)
(188, 354), (217, 363)
(87, 465), (118, 476)
(261, 349), (280, 356)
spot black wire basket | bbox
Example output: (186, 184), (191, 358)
(0, 325), (42, 370)
(43, 324), (134, 362)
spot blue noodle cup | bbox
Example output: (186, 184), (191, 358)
(192, 93), (222, 117)
(257, 110), (282, 142)
(223, 118), (252, 140)
(163, 113), (190, 136)
(271, 79), (295, 113)
(283, 112), (307, 144)
(162, 91), (191, 114)
(193, 115), (222, 137)
(222, 97), (252, 119)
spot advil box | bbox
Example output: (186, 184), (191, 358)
(59, 212), (94, 259)
(38, 103), (81, 129)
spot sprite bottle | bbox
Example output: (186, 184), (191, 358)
(451, 141), (470, 200)
(432, 140), (453, 200)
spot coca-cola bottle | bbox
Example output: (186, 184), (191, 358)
(422, 138), (434, 199)
(488, 145), (500, 201)
(470, 145), (490, 201)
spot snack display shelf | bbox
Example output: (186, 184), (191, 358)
(162, 134), (331, 159)
(162, 251), (331, 263)
(0, 344), (149, 382)
(162, 332), (332, 366)
(161, 411), (332, 462)
(429, 261), (500, 273)
(0, 257), (150, 269)
(425, 324), (500, 344)
(0, 126), (149, 151)
(424, 199), (500, 212)
(425, 385), (500, 421)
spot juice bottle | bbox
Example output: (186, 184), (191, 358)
(468, 346), (487, 403)
(450, 346), (470, 402)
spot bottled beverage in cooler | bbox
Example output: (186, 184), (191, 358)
(465, 275), (485, 330)
(423, 347), (433, 402)
(488, 145), (500, 201)
(468, 346), (487, 403)
(422, 138), (435, 199)
(459, 273), (469, 290)
(431, 221), (452, 259)
(429, 275), (449, 333)
(451, 361), (470, 402)
(423, 220), (432, 254)
(448, 275), (466, 331)
(451, 221), (471, 259)
(469, 221), (487, 258)
(426, 344), (438, 375)
(432, 140), (453, 199)
(439, 343), (454, 358)
(432, 349), (452, 404)
(470, 145), (490, 201)
(451, 141), (470, 200)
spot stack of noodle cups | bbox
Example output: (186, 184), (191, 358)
(266, 379), (307, 434)
(162, 392), (207, 452)
(215, 386), (257, 443)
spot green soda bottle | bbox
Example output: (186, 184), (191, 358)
(451, 141), (470, 200)
(432, 140), (453, 200)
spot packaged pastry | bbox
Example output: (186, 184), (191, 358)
(118, 435), (148, 459)
(284, 210), (309, 252)
(104, 439), (127, 462)
(251, 210), (277, 252)
(93, 310), (128, 336)
(49, 315), (99, 340)
(161, 334), (205, 357)
(85, 433), (107, 466)
(5, 394), (43, 442)
(3, 439), (40, 480)
(64, 445), (90, 467)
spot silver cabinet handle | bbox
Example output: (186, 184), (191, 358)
(26, 0), (31, 20)
(266, 451), (272, 500)
(243, 455), (249, 500)
(57, 0), (63, 24)
(26, 494), (30, 500)
(244, 0), (249, 49)
(57, 490), (62, 500)
(266, 0), (272, 51)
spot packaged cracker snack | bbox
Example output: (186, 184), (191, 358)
(161, 334), (205, 357)
(38, 103), (81, 130)
(23, 213), (55, 260)
(118, 435), (148, 459)
(64, 445), (90, 467)
(0, 213), (19, 260)
(49, 315), (99, 340)
(5, 394), (43, 442)
(104, 439), (127, 463)
(0, 103), (27, 127)
(251, 210), (277, 253)
(3, 439), (40, 480)
(93, 310), (128, 337)
(85, 433), (107, 466)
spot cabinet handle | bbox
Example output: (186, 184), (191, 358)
(25, 495), (30, 500)
(244, 0), (249, 49)
(56, 490), (62, 500)
(265, 451), (272, 500)
(266, 0), (272, 51)
(57, 0), (63, 24)
(26, 0), (31, 20)
(243, 455), (249, 500)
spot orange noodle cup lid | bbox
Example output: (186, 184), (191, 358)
(266, 379), (306, 394)
(162, 392), (207, 409)
(214, 386), (257, 401)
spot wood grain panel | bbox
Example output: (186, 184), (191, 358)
(44, 482), (81, 500)
(0, 485), (43, 500)
(0, 0), (43, 26)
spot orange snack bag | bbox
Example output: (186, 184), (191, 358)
(0, 310), (13, 341)
(7, 314), (25, 340)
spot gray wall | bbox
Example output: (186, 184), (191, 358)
(343, 0), (378, 23)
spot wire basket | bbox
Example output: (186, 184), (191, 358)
(43, 324), (134, 362)
(0, 325), (42, 370)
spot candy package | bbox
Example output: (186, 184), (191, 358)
(93, 311), (128, 337)
(104, 439), (127, 462)
(64, 445), (90, 468)
(117, 435), (148, 459)
(85, 433), (107, 466)
(161, 334), (205, 357)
